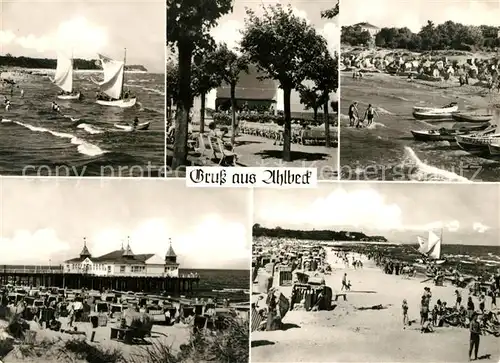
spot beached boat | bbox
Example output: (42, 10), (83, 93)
(412, 110), (454, 120)
(456, 133), (500, 153)
(91, 49), (137, 108)
(411, 123), (491, 142)
(50, 52), (80, 100)
(412, 103), (458, 114)
(487, 141), (500, 156)
(114, 122), (150, 131)
(451, 112), (493, 123)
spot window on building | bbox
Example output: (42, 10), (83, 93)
(107, 266), (111, 273)
(120, 266), (126, 273)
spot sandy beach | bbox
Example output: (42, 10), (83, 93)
(251, 251), (500, 362)
(340, 69), (500, 181)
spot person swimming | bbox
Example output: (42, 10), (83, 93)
(51, 101), (61, 113)
(5, 100), (11, 111)
(132, 116), (139, 129)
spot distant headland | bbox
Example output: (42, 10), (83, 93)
(252, 224), (388, 242)
(0, 54), (148, 72)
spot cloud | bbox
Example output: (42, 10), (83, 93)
(0, 17), (108, 57)
(319, 21), (339, 55)
(211, 20), (243, 52)
(258, 188), (404, 230)
(0, 229), (71, 265)
(473, 222), (490, 233)
(257, 188), (478, 233)
(87, 216), (250, 269)
(175, 214), (250, 268)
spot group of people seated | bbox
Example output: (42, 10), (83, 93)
(95, 90), (132, 101)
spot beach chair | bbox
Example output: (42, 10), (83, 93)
(194, 133), (210, 158)
(208, 136), (238, 166)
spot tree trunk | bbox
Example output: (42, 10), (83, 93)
(172, 41), (193, 170)
(324, 96), (330, 147)
(283, 86), (292, 161)
(230, 83), (236, 146)
(313, 107), (318, 123)
(200, 92), (206, 134)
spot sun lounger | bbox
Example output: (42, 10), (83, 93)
(208, 136), (238, 166)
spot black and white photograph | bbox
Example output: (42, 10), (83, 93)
(0, 0), (165, 177)
(340, 0), (500, 182)
(251, 183), (500, 362)
(0, 178), (251, 362)
(167, 0), (339, 179)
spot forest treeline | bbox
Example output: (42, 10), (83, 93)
(0, 54), (147, 71)
(341, 21), (500, 51)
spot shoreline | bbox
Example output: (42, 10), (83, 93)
(251, 248), (500, 362)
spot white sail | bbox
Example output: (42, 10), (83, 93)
(417, 236), (427, 254)
(51, 53), (73, 93)
(92, 53), (124, 100)
(417, 231), (441, 260)
(427, 230), (441, 260)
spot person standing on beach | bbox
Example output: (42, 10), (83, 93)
(490, 286), (497, 309)
(363, 104), (379, 127)
(402, 299), (409, 328)
(469, 312), (481, 361)
(341, 273), (348, 290)
(455, 290), (462, 309)
(479, 294), (485, 312)
(348, 102), (359, 127)
(467, 296), (475, 322)
(420, 295), (429, 325)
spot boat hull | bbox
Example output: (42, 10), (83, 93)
(413, 105), (458, 113)
(96, 97), (137, 108)
(57, 92), (80, 100)
(114, 121), (150, 131)
(411, 130), (455, 141)
(412, 111), (453, 120)
(452, 113), (493, 123)
(488, 143), (500, 156)
(455, 134), (500, 153)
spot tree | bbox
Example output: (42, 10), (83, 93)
(305, 51), (338, 147)
(166, 60), (179, 121)
(341, 25), (372, 46)
(321, 1), (339, 19)
(166, 0), (233, 169)
(418, 21), (439, 50)
(191, 50), (225, 134)
(241, 4), (329, 161)
(210, 44), (249, 145)
(298, 86), (323, 122)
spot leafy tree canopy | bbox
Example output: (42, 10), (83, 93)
(240, 4), (329, 90)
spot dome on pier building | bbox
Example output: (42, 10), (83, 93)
(79, 237), (92, 259)
(122, 236), (135, 258)
(165, 238), (177, 264)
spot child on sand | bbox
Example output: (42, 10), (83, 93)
(402, 299), (409, 328)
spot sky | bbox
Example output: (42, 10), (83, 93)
(0, 178), (251, 269)
(211, 0), (339, 56)
(342, 0), (500, 33)
(0, 0), (165, 73)
(254, 183), (500, 245)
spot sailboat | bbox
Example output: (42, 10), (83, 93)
(51, 52), (80, 100)
(91, 48), (137, 108)
(416, 229), (446, 265)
